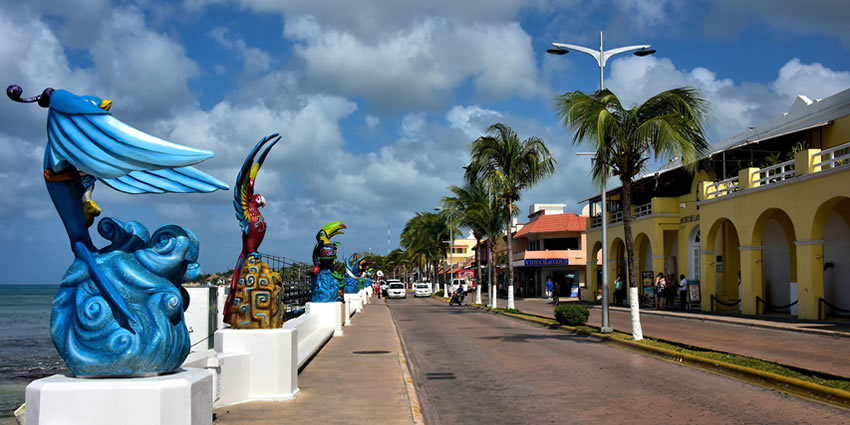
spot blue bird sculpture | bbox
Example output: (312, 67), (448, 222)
(8, 85), (229, 330)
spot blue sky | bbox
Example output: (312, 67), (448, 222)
(2, 0), (849, 284)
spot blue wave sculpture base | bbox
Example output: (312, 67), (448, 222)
(343, 276), (360, 294)
(311, 269), (339, 302)
(50, 218), (199, 377)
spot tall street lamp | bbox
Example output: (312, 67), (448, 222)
(442, 239), (454, 299)
(549, 31), (655, 334)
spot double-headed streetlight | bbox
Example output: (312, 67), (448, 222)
(442, 239), (454, 299)
(548, 32), (655, 333)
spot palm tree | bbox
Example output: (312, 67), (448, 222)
(555, 87), (709, 340)
(441, 180), (489, 304)
(401, 211), (451, 292)
(467, 123), (557, 309)
(479, 194), (508, 308)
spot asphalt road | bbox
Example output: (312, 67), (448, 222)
(388, 296), (850, 425)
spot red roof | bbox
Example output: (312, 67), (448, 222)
(513, 213), (587, 238)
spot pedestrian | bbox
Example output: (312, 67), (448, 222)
(666, 273), (676, 309)
(552, 280), (561, 307)
(655, 272), (666, 310)
(679, 274), (688, 310)
(546, 276), (553, 300)
(614, 275), (624, 306)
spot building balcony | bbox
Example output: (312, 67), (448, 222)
(588, 197), (680, 230)
(702, 142), (850, 200)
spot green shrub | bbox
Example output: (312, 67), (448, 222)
(554, 304), (589, 326)
(434, 290), (444, 297)
(503, 308), (521, 314)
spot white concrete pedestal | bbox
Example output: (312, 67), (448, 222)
(306, 301), (344, 336)
(25, 368), (213, 425)
(214, 328), (299, 406)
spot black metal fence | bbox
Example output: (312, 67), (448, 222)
(261, 253), (312, 321)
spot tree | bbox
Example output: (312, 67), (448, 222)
(555, 87), (709, 340)
(400, 211), (451, 289)
(442, 179), (489, 304)
(467, 123), (557, 309)
(479, 194), (508, 308)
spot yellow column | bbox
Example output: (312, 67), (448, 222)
(738, 168), (760, 190)
(700, 251), (714, 311)
(795, 240), (824, 320)
(739, 247), (763, 315)
(794, 149), (822, 176)
(584, 263), (596, 302)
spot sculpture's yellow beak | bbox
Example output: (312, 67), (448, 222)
(99, 99), (112, 111)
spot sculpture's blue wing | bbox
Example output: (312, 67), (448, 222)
(100, 167), (229, 194)
(46, 110), (219, 179)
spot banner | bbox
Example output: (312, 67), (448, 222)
(642, 271), (655, 308)
(688, 280), (701, 303)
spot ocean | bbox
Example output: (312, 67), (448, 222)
(0, 285), (65, 424)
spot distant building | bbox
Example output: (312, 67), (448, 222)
(510, 204), (589, 298)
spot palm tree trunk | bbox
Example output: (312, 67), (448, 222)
(475, 236), (482, 305)
(621, 179), (643, 340)
(488, 240), (496, 309)
(506, 199), (515, 310)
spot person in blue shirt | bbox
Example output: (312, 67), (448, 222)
(546, 276), (553, 300)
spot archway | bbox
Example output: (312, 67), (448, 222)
(752, 209), (797, 312)
(688, 226), (701, 282)
(813, 197), (850, 317)
(634, 233), (653, 306)
(705, 218), (741, 310)
(589, 241), (602, 302)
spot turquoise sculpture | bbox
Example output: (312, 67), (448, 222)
(8, 85), (228, 377)
(344, 254), (369, 294)
(311, 222), (346, 302)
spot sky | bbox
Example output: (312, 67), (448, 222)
(2, 0), (850, 284)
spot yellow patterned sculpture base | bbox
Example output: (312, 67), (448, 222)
(229, 256), (284, 329)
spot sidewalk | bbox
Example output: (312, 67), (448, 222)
(483, 294), (850, 379)
(214, 301), (418, 425)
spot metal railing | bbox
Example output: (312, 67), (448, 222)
(818, 297), (850, 320)
(632, 202), (652, 218)
(710, 294), (741, 312)
(813, 141), (850, 170)
(755, 295), (797, 316)
(705, 176), (740, 198)
(590, 215), (602, 228)
(753, 159), (795, 186)
(610, 210), (623, 224)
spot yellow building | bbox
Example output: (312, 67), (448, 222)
(582, 89), (850, 320)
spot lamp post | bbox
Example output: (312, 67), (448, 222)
(550, 32), (655, 334)
(442, 240), (454, 299)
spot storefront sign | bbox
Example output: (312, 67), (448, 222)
(523, 259), (569, 266)
(680, 214), (700, 224)
(688, 280), (701, 303)
(642, 271), (656, 308)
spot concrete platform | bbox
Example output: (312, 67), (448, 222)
(214, 301), (417, 425)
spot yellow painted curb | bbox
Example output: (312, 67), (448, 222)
(471, 304), (850, 410)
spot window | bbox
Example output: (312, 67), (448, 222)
(527, 240), (542, 251)
(453, 247), (465, 254)
(545, 238), (580, 250)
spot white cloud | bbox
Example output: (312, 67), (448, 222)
(771, 58), (850, 101)
(283, 16), (547, 110)
(365, 115), (380, 129)
(446, 105), (503, 140)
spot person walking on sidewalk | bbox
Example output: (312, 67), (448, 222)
(679, 274), (689, 310)
(552, 280), (560, 306)
(655, 272), (666, 310)
(546, 276), (553, 300)
(614, 275), (624, 306)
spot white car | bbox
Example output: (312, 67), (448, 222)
(414, 283), (431, 297)
(449, 278), (468, 295)
(386, 281), (407, 299)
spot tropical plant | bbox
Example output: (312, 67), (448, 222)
(466, 123), (557, 309)
(555, 87), (709, 340)
(400, 211), (452, 288)
(554, 304), (589, 326)
(441, 179), (489, 304)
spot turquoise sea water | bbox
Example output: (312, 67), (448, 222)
(0, 285), (65, 424)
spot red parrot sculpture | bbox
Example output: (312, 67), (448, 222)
(224, 134), (280, 324)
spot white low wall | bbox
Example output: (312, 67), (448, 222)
(185, 301), (343, 407)
(25, 368), (213, 425)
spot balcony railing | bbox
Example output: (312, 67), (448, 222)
(705, 176), (740, 198)
(632, 202), (652, 218)
(753, 159), (795, 186)
(610, 210), (623, 224)
(813, 143), (850, 170)
(590, 215), (602, 228)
